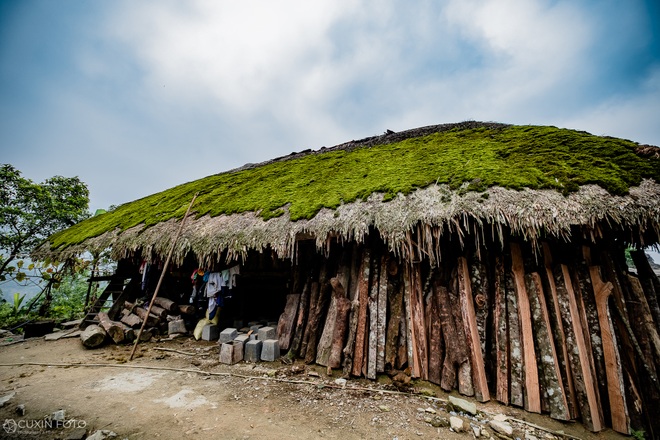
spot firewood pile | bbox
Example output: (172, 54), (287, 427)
(80, 297), (194, 349)
(276, 240), (660, 435)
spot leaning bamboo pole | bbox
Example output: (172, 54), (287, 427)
(129, 193), (198, 361)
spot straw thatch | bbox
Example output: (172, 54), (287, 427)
(33, 122), (660, 265)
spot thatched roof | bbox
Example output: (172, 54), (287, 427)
(34, 122), (660, 265)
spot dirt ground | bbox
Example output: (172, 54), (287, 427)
(0, 336), (628, 440)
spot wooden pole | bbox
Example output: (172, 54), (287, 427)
(129, 193), (198, 361)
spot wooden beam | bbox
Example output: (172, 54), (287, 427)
(510, 243), (540, 413)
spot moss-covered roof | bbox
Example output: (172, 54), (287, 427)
(36, 122), (660, 263)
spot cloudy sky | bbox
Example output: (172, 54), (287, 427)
(1, 0), (659, 212)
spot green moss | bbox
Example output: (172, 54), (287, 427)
(48, 124), (659, 250)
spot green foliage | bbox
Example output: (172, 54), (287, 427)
(47, 274), (89, 322)
(11, 292), (25, 314)
(631, 428), (646, 440)
(47, 124), (660, 250)
(1, 164), (90, 278)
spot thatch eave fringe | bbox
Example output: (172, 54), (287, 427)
(32, 179), (660, 265)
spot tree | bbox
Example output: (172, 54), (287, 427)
(0, 164), (90, 280)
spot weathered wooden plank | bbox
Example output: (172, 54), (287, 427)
(493, 256), (509, 405)
(448, 277), (474, 397)
(542, 243), (577, 419)
(458, 256), (490, 402)
(277, 294), (300, 351)
(351, 248), (372, 377)
(367, 257), (380, 379)
(435, 281), (466, 391)
(469, 254), (490, 363)
(377, 255), (388, 373)
(385, 263), (403, 369)
(305, 265), (331, 364)
(343, 248), (366, 376)
(403, 264), (418, 377)
(328, 278), (352, 369)
(505, 262), (524, 407)
(510, 243), (540, 413)
(300, 280), (320, 359)
(589, 265), (629, 434)
(556, 264), (603, 432)
(288, 278), (311, 357)
(427, 278), (444, 386)
(410, 263), (429, 380)
(527, 272), (570, 420)
(630, 249), (660, 335)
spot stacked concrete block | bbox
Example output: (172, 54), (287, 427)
(245, 339), (262, 362)
(257, 326), (276, 341)
(234, 333), (249, 346)
(219, 327), (238, 343)
(219, 340), (244, 365)
(201, 324), (219, 341)
(261, 339), (280, 361)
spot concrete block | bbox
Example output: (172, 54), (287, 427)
(249, 333), (257, 341)
(201, 324), (219, 341)
(219, 327), (238, 343)
(234, 333), (249, 346)
(168, 319), (186, 335)
(245, 339), (262, 362)
(261, 339), (280, 361)
(258, 326), (276, 341)
(219, 340), (244, 364)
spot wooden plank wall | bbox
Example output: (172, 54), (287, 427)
(277, 238), (660, 435)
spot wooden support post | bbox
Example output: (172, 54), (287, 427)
(589, 265), (629, 434)
(458, 256), (490, 402)
(427, 278), (444, 385)
(287, 278), (311, 358)
(304, 265), (331, 364)
(402, 264), (417, 377)
(510, 243), (540, 413)
(408, 263), (429, 380)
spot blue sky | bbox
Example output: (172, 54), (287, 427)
(1, 0), (659, 213)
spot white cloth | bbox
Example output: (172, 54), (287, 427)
(205, 272), (223, 297)
(228, 265), (240, 289)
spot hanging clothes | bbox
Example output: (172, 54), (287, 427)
(228, 264), (240, 289)
(205, 272), (224, 297)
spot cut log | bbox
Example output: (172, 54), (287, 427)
(97, 311), (125, 344)
(154, 297), (179, 313)
(277, 294), (300, 352)
(80, 324), (106, 348)
(178, 304), (195, 315)
(458, 256), (490, 402)
(328, 278), (351, 369)
(352, 248), (371, 376)
(149, 304), (169, 320)
(510, 243), (540, 413)
(124, 302), (160, 327)
(555, 264), (603, 432)
(589, 265), (629, 434)
(120, 312), (142, 329)
(526, 272), (570, 420)
(542, 243), (578, 419)
(493, 256), (509, 405)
